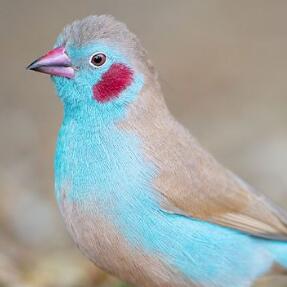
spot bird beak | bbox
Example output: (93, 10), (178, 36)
(26, 46), (75, 79)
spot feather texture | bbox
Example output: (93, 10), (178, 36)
(29, 14), (287, 287)
(123, 82), (287, 241)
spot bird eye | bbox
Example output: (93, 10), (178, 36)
(90, 53), (107, 68)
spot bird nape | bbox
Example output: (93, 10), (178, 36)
(27, 15), (287, 287)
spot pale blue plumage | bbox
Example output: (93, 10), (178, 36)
(27, 15), (287, 287)
(53, 42), (287, 286)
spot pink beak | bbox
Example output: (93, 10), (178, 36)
(26, 46), (75, 79)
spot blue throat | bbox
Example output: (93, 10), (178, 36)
(55, 101), (275, 287)
(54, 103), (156, 205)
(54, 75), (284, 287)
(54, 63), (145, 203)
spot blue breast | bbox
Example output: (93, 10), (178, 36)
(55, 112), (276, 287)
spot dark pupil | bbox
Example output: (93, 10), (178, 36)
(92, 54), (105, 66)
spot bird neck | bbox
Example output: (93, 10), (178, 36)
(54, 106), (156, 204)
(54, 78), (167, 203)
(61, 101), (121, 132)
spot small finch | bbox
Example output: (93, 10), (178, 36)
(27, 15), (287, 287)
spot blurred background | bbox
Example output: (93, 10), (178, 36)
(1, 1), (287, 286)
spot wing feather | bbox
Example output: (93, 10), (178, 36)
(124, 89), (287, 240)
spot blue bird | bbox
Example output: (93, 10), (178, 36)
(27, 15), (287, 287)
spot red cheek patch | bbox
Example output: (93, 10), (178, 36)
(93, 63), (133, 103)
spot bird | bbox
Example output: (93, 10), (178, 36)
(27, 15), (287, 287)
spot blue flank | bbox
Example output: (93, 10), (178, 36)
(53, 41), (287, 287)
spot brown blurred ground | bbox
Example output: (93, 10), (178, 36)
(0, 1), (287, 286)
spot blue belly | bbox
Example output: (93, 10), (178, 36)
(55, 121), (279, 287)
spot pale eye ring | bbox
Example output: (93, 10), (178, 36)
(89, 53), (107, 68)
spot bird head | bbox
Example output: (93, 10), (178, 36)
(27, 15), (156, 123)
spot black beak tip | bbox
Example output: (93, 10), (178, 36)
(26, 59), (40, 71)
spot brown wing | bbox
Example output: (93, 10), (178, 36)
(123, 85), (287, 240)
(159, 167), (287, 240)
(156, 157), (287, 240)
(152, 121), (287, 240)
